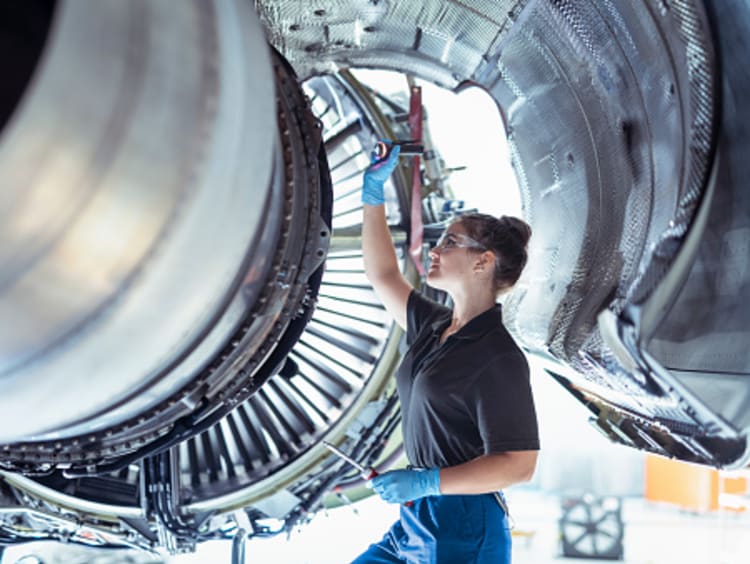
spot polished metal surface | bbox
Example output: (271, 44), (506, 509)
(0, 0), (276, 442)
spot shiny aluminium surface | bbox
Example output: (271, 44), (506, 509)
(0, 0), (277, 441)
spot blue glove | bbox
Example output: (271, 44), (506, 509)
(361, 143), (401, 206)
(370, 468), (441, 504)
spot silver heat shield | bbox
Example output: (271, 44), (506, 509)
(0, 0), (274, 440)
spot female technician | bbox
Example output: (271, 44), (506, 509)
(352, 144), (540, 564)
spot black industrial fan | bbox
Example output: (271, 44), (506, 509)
(559, 494), (624, 560)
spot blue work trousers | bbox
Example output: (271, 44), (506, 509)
(351, 493), (511, 564)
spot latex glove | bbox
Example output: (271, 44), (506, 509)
(361, 143), (401, 206)
(370, 468), (441, 504)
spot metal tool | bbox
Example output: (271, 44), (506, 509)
(373, 139), (424, 160)
(323, 441), (414, 507)
(322, 441), (377, 480)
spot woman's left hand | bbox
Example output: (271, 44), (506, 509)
(369, 468), (441, 504)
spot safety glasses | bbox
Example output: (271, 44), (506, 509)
(434, 231), (486, 251)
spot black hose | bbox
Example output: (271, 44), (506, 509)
(143, 453), (201, 539)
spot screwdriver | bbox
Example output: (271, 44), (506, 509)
(322, 441), (378, 480)
(322, 441), (413, 506)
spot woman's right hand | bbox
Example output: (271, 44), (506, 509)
(361, 143), (401, 206)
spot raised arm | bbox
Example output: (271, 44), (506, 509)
(361, 144), (413, 330)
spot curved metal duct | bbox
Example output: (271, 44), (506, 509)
(0, 0), (330, 470)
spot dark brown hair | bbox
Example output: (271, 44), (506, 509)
(456, 213), (532, 293)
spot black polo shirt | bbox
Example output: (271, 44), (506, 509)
(397, 290), (539, 469)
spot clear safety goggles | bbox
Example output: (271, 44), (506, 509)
(434, 231), (486, 251)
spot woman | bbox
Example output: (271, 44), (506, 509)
(352, 144), (539, 564)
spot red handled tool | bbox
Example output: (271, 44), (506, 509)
(322, 441), (413, 506)
(373, 140), (424, 160)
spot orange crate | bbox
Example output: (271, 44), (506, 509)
(644, 455), (718, 512)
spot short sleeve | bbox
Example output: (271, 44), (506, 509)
(406, 290), (448, 346)
(466, 352), (540, 453)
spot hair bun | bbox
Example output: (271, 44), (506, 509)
(500, 216), (532, 248)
